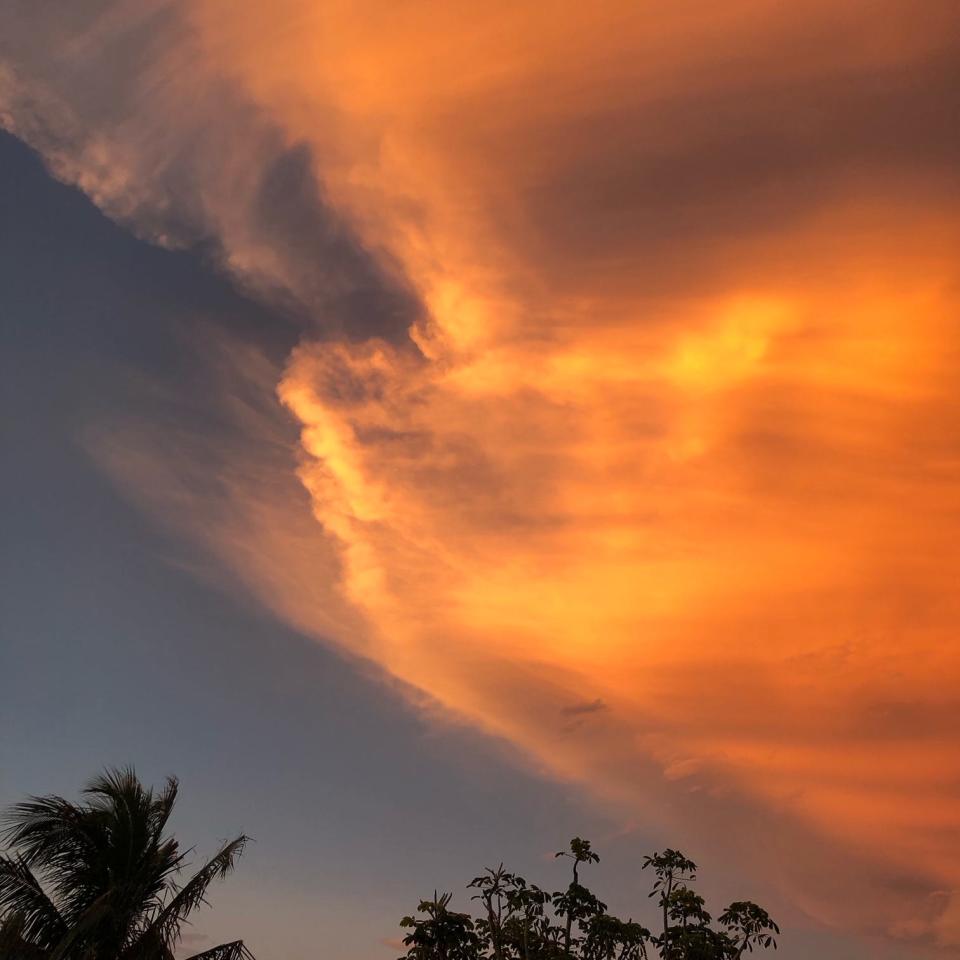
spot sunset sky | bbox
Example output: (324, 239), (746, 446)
(1, 2), (959, 958)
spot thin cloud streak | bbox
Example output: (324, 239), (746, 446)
(3, 1), (959, 954)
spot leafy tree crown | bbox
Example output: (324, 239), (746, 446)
(399, 839), (779, 960)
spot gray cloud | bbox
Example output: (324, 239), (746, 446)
(0, 0), (418, 342)
(560, 698), (607, 718)
(496, 44), (960, 304)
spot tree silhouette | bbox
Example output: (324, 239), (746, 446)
(399, 840), (778, 960)
(401, 893), (483, 960)
(0, 767), (253, 960)
(554, 839), (601, 960)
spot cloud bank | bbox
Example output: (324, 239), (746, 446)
(3, 0), (959, 952)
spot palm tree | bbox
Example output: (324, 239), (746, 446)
(0, 767), (254, 960)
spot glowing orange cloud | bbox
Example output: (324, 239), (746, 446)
(4, 0), (959, 953)
(194, 0), (960, 946)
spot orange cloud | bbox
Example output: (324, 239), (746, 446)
(4, 0), (960, 952)
(272, 210), (960, 934)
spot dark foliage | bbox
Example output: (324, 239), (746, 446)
(0, 768), (252, 960)
(399, 839), (779, 960)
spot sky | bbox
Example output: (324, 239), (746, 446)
(0, 2), (958, 959)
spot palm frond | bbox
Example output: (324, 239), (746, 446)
(0, 854), (67, 949)
(184, 940), (256, 960)
(47, 891), (115, 960)
(149, 778), (180, 839)
(0, 797), (93, 870)
(0, 913), (51, 960)
(75, 767), (185, 934)
(2, 771), (249, 960)
(130, 836), (249, 953)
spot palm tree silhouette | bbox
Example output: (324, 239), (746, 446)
(0, 767), (253, 960)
